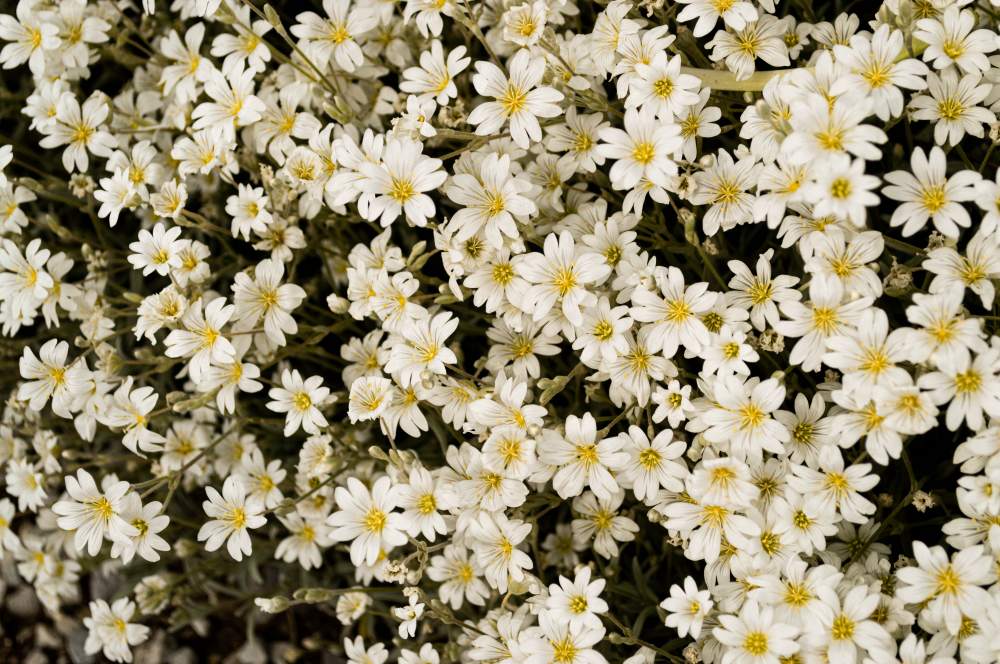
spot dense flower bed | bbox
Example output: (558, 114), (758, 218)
(0, 0), (999, 662)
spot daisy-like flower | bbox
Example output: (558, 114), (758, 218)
(801, 154), (880, 228)
(901, 292), (986, 370)
(910, 70), (994, 146)
(661, 576), (714, 639)
(617, 426), (687, 503)
(514, 230), (611, 329)
(397, 465), (449, 541)
(232, 258), (306, 347)
(84, 598), (149, 664)
(598, 106), (682, 191)
(830, 25), (929, 122)
(348, 375), (395, 423)
(690, 148), (761, 235)
(630, 266), (713, 358)
(787, 446), (878, 524)
(882, 146), (980, 238)
(915, 7), (997, 76)
(703, 375), (789, 462)
(467, 48), (564, 149)
(385, 311), (458, 386)
(101, 377), (166, 456)
(777, 278), (873, 372)
(895, 541), (994, 635)
(706, 15), (790, 81)
(5, 458), (46, 512)
(628, 51), (701, 120)
(468, 512), (533, 593)
(359, 138), (446, 227)
(226, 184), (273, 241)
(18, 339), (87, 418)
(110, 493), (171, 564)
(127, 223), (183, 276)
(537, 412), (628, 500)
(445, 152), (536, 249)
(543, 566), (609, 632)
(676, 0), (756, 37)
(0, 0), (60, 75)
(197, 476), (267, 562)
(52, 469), (138, 557)
(923, 231), (1000, 309)
(392, 594), (425, 639)
(266, 369), (330, 436)
(426, 544), (489, 609)
(804, 585), (894, 664)
(399, 41), (469, 104)
(191, 65), (266, 134)
(39, 94), (115, 173)
(918, 348), (1000, 432)
(327, 476), (406, 566)
(525, 611), (608, 664)
(545, 107), (609, 173)
(275, 511), (330, 570)
(163, 297), (236, 383)
(713, 599), (800, 664)
(0, 237), (52, 319)
(726, 249), (800, 331)
(290, 0), (378, 72)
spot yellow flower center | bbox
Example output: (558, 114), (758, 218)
(831, 614), (855, 640)
(364, 507), (387, 533)
(501, 84), (528, 114)
(743, 631), (769, 656)
(829, 177), (852, 199)
(632, 142), (655, 165)
(638, 447), (662, 469)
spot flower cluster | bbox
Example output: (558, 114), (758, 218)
(0, 0), (999, 661)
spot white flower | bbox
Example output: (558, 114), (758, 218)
(163, 297), (237, 383)
(400, 41), (469, 104)
(101, 377), (166, 456)
(538, 412), (628, 500)
(801, 154), (880, 228)
(896, 542), (994, 636)
(630, 266), (713, 358)
(267, 369), (330, 436)
(468, 512), (533, 593)
(18, 339), (87, 417)
(359, 138), (446, 227)
(392, 594), (425, 638)
(327, 476), (406, 566)
(617, 425), (686, 503)
(514, 230), (611, 329)
(197, 475), (267, 561)
(52, 469), (138, 557)
(84, 598), (149, 663)
(110, 493), (171, 563)
(444, 152), (536, 249)
(598, 106), (681, 190)
(385, 311), (458, 387)
(348, 375), (395, 423)
(525, 611), (609, 664)
(910, 70), (994, 146)
(915, 7), (997, 76)
(38, 94), (115, 173)
(628, 51), (701, 120)
(467, 49), (563, 149)
(712, 599), (799, 664)
(661, 576), (713, 638)
(544, 566), (608, 632)
(677, 0), (756, 37)
(290, 0), (377, 72)
(883, 146), (980, 238)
